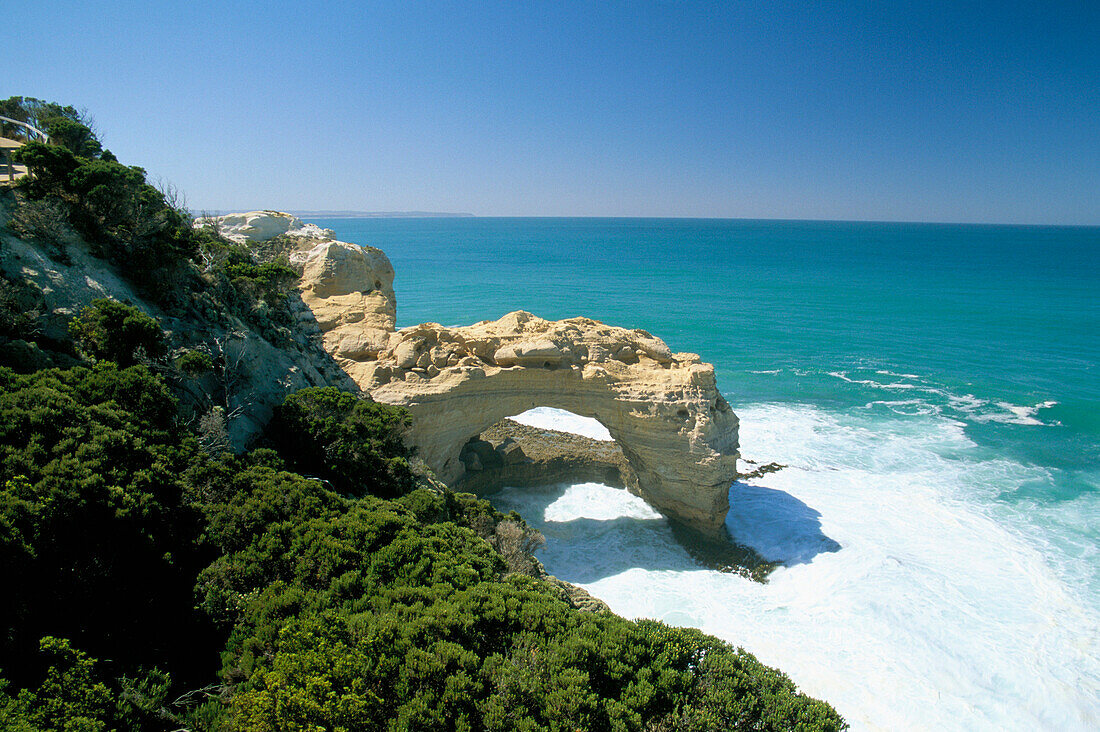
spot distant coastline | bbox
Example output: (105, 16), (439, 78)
(289, 210), (476, 218)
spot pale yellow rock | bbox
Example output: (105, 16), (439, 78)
(216, 211), (741, 533)
(194, 211), (336, 244)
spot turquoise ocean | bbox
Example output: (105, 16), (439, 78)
(309, 217), (1100, 730)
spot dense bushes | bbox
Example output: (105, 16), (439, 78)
(191, 235), (301, 335)
(0, 357), (846, 730)
(0, 97), (102, 158)
(4, 96), (300, 335)
(69, 298), (167, 366)
(14, 141), (198, 276)
(5, 95), (198, 281)
(0, 637), (176, 732)
(0, 363), (215, 684)
(267, 386), (417, 498)
(0, 97), (846, 730)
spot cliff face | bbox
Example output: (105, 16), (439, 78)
(0, 201), (356, 447)
(203, 212), (741, 533)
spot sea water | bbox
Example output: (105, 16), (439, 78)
(309, 217), (1100, 730)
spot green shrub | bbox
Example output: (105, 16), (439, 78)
(0, 274), (43, 339)
(0, 364), (216, 684)
(0, 97), (848, 731)
(0, 636), (114, 731)
(43, 117), (103, 159)
(0, 96), (101, 157)
(14, 141), (198, 277)
(69, 298), (166, 366)
(267, 386), (416, 498)
(176, 349), (213, 376)
(0, 636), (185, 732)
(221, 247), (298, 306)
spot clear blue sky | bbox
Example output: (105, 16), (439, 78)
(7, 1), (1099, 224)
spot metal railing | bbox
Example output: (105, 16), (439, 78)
(0, 115), (49, 143)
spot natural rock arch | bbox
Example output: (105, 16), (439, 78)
(202, 212), (741, 533)
(363, 313), (740, 531)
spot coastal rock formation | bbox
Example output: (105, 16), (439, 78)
(292, 238), (397, 361)
(200, 210), (336, 245)
(211, 211), (741, 533)
(363, 311), (739, 532)
(457, 418), (637, 495)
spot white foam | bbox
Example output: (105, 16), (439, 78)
(510, 406), (614, 441)
(979, 400), (1060, 426)
(861, 399), (940, 416)
(543, 482), (662, 522)
(828, 372), (1059, 427)
(875, 369), (922, 379)
(827, 370), (918, 390)
(490, 403), (1100, 731)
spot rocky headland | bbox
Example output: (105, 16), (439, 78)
(201, 211), (742, 535)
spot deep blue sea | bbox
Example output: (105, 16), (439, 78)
(309, 217), (1100, 730)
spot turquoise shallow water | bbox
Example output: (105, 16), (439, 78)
(309, 217), (1100, 729)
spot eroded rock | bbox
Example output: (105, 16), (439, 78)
(216, 211), (741, 534)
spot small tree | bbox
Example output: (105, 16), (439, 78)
(69, 299), (167, 366)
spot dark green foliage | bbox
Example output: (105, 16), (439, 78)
(0, 98), (846, 731)
(14, 141), (198, 278)
(0, 637), (188, 732)
(200, 465), (844, 731)
(69, 298), (167, 366)
(42, 117), (103, 159)
(0, 364), (216, 685)
(0, 274), (42, 340)
(0, 363), (845, 732)
(176, 349), (214, 376)
(0, 636), (115, 731)
(0, 272), (74, 373)
(192, 233), (301, 331)
(222, 252), (298, 305)
(267, 386), (416, 498)
(0, 96), (101, 157)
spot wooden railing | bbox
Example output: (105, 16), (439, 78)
(0, 115), (49, 143)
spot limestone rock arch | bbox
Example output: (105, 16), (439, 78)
(201, 213), (741, 533)
(365, 312), (740, 532)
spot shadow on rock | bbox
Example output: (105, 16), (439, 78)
(666, 522), (781, 583)
(725, 480), (841, 567)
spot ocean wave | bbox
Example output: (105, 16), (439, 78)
(826, 371), (1059, 427)
(509, 406), (614, 441)
(875, 369), (922, 379)
(490, 403), (1100, 731)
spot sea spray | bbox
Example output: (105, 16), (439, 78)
(493, 405), (1100, 731)
(311, 216), (1100, 731)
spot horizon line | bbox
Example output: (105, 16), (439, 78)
(268, 210), (1100, 229)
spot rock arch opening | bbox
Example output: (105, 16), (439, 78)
(455, 407), (639, 496)
(280, 231), (740, 534)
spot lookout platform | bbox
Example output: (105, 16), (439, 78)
(0, 115), (50, 185)
(0, 137), (28, 184)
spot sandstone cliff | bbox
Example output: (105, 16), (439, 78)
(202, 212), (741, 534)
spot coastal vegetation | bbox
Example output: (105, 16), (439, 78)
(0, 97), (845, 730)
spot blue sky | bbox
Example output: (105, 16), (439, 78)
(7, 1), (1099, 223)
